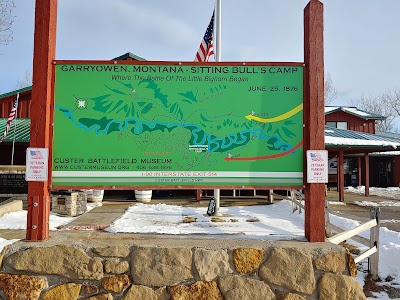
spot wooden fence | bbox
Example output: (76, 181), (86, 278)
(326, 202), (380, 280)
(288, 190), (380, 280)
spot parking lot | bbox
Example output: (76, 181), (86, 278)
(326, 190), (400, 232)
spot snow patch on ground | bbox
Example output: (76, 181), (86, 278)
(346, 186), (400, 200)
(0, 202), (102, 230)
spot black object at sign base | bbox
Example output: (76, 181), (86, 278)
(207, 197), (216, 216)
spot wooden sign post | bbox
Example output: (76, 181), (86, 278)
(26, 0), (57, 241)
(303, 0), (326, 242)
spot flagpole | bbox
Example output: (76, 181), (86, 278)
(215, 0), (222, 62)
(213, 0), (222, 215)
(11, 92), (19, 165)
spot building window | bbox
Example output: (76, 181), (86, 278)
(326, 121), (348, 130)
(337, 122), (348, 130)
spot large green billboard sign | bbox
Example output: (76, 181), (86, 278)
(52, 62), (303, 188)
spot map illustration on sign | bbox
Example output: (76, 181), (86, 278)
(52, 62), (303, 188)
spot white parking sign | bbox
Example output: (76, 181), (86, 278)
(306, 150), (328, 183)
(26, 147), (48, 182)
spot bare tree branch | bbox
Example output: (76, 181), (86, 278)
(324, 72), (337, 105)
(349, 94), (398, 133)
(14, 69), (32, 89)
(382, 88), (400, 118)
(0, 0), (15, 46)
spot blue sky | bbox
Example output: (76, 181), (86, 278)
(1, 0), (400, 106)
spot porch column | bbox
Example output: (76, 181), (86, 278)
(364, 153), (370, 197)
(338, 149), (345, 202)
(394, 156), (400, 187)
(196, 189), (201, 202)
(357, 156), (362, 187)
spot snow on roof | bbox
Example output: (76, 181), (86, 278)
(325, 126), (400, 149)
(324, 106), (385, 120)
(324, 106), (339, 113)
(325, 136), (399, 149)
(341, 107), (371, 117)
(370, 151), (400, 156)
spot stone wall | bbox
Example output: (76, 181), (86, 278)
(51, 192), (87, 217)
(0, 234), (365, 300)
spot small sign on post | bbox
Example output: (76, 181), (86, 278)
(26, 147), (48, 182)
(306, 150), (328, 183)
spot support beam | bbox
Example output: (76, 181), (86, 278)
(335, 155), (339, 192)
(394, 157), (400, 187)
(26, 0), (57, 241)
(213, 189), (222, 216)
(303, 0), (325, 242)
(364, 153), (370, 197)
(196, 189), (201, 202)
(357, 156), (362, 187)
(338, 150), (344, 202)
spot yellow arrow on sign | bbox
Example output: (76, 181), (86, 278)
(245, 103), (303, 123)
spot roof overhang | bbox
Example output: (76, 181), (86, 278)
(324, 106), (386, 120)
(0, 86), (32, 102)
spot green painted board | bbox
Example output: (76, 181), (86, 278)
(52, 63), (303, 188)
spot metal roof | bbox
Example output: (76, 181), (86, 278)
(324, 106), (386, 120)
(112, 52), (146, 61)
(0, 118), (30, 143)
(376, 131), (400, 140)
(325, 126), (400, 149)
(0, 86), (32, 100)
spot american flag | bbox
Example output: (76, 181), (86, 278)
(30, 150), (44, 159)
(0, 93), (19, 143)
(310, 152), (324, 162)
(194, 11), (215, 62)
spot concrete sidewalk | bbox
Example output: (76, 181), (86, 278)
(61, 202), (133, 230)
(0, 202), (134, 240)
(326, 190), (400, 232)
(326, 189), (397, 203)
